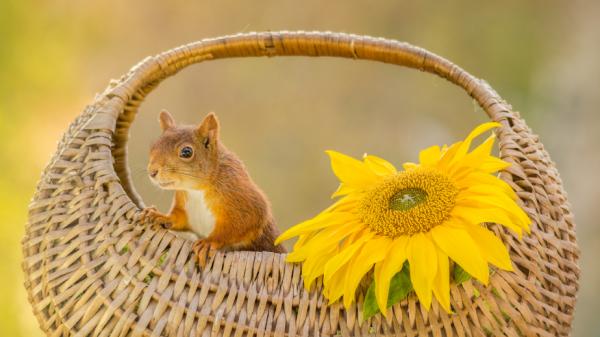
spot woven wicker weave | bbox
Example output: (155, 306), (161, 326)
(22, 31), (579, 337)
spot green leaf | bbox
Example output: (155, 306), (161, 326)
(453, 264), (472, 284)
(363, 282), (380, 320)
(387, 262), (413, 307)
(363, 262), (413, 320)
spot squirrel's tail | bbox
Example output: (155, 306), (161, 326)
(247, 220), (287, 253)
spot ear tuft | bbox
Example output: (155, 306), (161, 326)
(159, 109), (176, 131)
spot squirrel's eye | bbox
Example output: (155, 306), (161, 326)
(179, 146), (194, 159)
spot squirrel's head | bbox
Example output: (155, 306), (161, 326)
(147, 110), (220, 190)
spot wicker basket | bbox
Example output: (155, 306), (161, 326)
(22, 31), (580, 337)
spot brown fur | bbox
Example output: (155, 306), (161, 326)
(142, 110), (285, 267)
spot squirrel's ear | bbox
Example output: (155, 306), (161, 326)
(197, 112), (220, 149)
(159, 109), (176, 131)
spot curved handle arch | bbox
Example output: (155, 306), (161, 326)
(108, 31), (520, 207)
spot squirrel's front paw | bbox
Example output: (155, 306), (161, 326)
(139, 206), (172, 229)
(192, 239), (222, 268)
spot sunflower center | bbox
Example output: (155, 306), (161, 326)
(389, 188), (428, 211)
(359, 167), (459, 237)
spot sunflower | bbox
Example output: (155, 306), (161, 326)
(275, 122), (530, 315)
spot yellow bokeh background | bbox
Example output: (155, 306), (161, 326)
(1, 1), (599, 336)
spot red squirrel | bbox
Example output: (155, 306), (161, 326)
(140, 110), (285, 267)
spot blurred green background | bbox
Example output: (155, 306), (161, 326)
(1, 1), (598, 336)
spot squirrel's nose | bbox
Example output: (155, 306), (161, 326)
(149, 169), (158, 178)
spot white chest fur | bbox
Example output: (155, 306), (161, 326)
(184, 189), (216, 237)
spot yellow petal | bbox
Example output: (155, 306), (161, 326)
(340, 228), (365, 250)
(364, 154), (397, 176)
(432, 250), (451, 313)
(374, 236), (408, 316)
(437, 142), (463, 169)
(458, 194), (530, 231)
(302, 244), (339, 289)
(447, 164), (476, 182)
(407, 233), (438, 309)
(455, 122), (501, 158)
(292, 233), (314, 251)
(276, 211), (354, 244)
(342, 236), (393, 308)
(316, 195), (362, 221)
(286, 221), (362, 262)
(452, 205), (523, 237)
(326, 196), (362, 214)
(456, 172), (517, 200)
(470, 133), (496, 157)
(402, 162), (418, 170)
(449, 133), (496, 174)
(479, 156), (511, 173)
(459, 187), (525, 227)
(461, 184), (516, 202)
(430, 224), (489, 284)
(419, 145), (441, 166)
(323, 231), (374, 283)
(326, 150), (379, 188)
(440, 144), (449, 154)
(331, 183), (355, 198)
(463, 224), (513, 271)
(325, 259), (351, 303)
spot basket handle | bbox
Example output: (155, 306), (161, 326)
(104, 31), (533, 210)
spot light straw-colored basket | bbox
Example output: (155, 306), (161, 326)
(22, 31), (580, 337)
